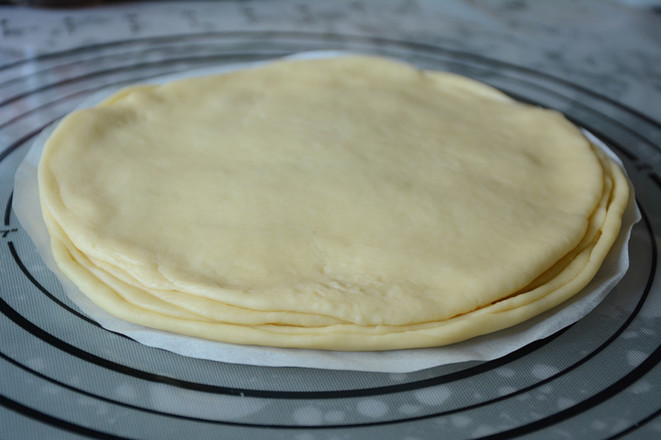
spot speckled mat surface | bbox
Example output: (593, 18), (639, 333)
(1, 2), (660, 439)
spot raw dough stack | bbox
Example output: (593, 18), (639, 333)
(38, 56), (629, 351)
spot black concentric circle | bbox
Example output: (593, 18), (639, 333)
(1, 32), (659, 439)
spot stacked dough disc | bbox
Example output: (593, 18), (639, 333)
(38, 55), (629, 351)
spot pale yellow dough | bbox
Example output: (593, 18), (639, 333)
(38, 56), (629, 350)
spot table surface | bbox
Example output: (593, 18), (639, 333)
(1, 1), (660, 439)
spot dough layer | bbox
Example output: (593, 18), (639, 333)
(38, 56), (629, 350)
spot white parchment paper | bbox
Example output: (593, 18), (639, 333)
(12, 53), (641, 372)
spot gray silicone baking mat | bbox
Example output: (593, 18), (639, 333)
(1, 2), (660, 439)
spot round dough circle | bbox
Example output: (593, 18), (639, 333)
(38, 55), (629, 350)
